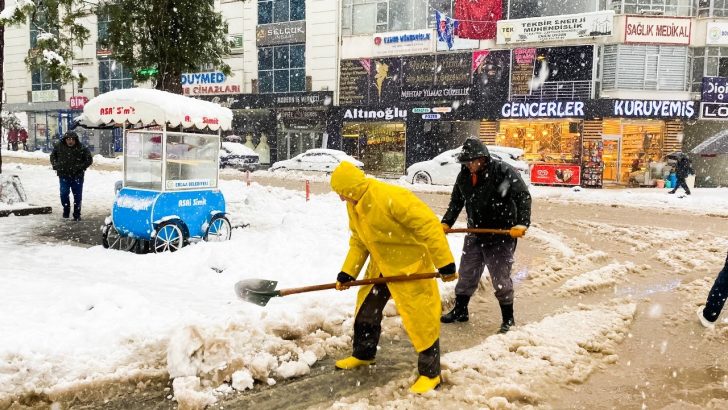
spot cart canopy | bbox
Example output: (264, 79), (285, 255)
(76, 88), (232, 131)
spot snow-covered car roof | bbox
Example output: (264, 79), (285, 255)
(77, 88), (232, 131)
(300, 149), (360, 162)
(221, 142), (259, 157)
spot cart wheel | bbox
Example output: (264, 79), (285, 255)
(153, 222), (185, 253)
(102, 222), (138, 251)
(205, 215), (232, 242)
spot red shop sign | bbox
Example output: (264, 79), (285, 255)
(530, 164), (581, 186)
(69, 95), (89, 110)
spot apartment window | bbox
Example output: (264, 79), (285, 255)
(258, 44), (305, 93)
(342, 0), (429, 35)
(29, 0), (56, 49)
(31, 68), (60, 91)
(602, 44), (690, 91)
(608, 0), (693, 16)
(258, 0), (305, 24)
(696, 0), (728, 17)
(97, 12), (110, 47)
(692, 47), (728, 91)
(99, 58), (134, 94)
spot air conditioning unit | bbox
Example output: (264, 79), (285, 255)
(639, 9), (664, 15)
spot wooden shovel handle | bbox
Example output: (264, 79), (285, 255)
(278, 272), (440, 297)
(446, 228), (512, 235)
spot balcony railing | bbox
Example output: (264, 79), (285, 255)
(511, 80), (594, 101)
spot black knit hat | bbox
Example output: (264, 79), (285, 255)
(458, 138), (490, 163)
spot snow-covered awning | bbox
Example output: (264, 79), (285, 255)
(76, 88), (232, 131)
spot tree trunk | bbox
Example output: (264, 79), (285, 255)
(1, 0), (5, 174)
(156, 70), (182, 94)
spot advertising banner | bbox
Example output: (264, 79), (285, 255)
(530, 163), (581, 186)
(400, 53), (471, 101)
(256, 21), (306, 46)
(700, 102), (728, 120)
(701, 76), (728, 102)
(339, 59), (372, 105)
(472, 50), (511, 102)
(510, 48), (536, 96)
(624, 16), (691, 45)
(497, 11), (614, 45)
(706, 22), (728, 45)
(372, 29), (435, 57)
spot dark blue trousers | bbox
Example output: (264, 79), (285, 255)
(703, 251), (728, 322)
(59, 175), (84, 219)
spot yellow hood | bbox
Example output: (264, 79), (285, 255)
(331, 162), (369, 201)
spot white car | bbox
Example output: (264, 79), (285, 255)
(269, 149), (364, 172)
(405, 146), (531, 186)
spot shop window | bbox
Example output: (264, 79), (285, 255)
(98, 58), (134, 94)
(496, 120), (581, 164)
(609, 0), (693, 16)
(258, 44), (305, 93)
(341, 122), (406, 174)
(601, 120), (666, 184)
(258, 0), (305, 25)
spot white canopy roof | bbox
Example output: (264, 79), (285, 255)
(77, 88), (232, 131)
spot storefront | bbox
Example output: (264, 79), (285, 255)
(201, 91), (334, 167)
(337, 106), (408, 174)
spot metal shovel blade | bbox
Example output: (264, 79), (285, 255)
(234, 279), (280, 306)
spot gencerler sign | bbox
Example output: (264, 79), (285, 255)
(256, 21), (306, 46)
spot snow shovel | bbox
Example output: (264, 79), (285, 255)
(446, 227), (526, 237)
(235, 272), (441, 306)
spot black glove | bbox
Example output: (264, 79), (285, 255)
(438, 263), (456, 276)
(336, 271), (355, 291)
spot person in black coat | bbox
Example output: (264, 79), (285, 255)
(440, 138), (532, 333)
(698, 251), (728, 329)
(669, 155), (694, 195)
(50, 131), (93, 221)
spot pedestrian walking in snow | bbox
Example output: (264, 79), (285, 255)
(330, 161), (457, 394)
(18, 127), (28, 151)
(50, 131), (93, 221)
(668, 154), (694, 195)
(440, 138), (532, 334)
(7, 127), (18, 151)
(698, 251), (728, 328)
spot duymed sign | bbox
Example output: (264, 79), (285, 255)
(702, 77), (728, 102)
(700, 102), (728, 120)
(496, 11), (614, 44)
(372, 29), (435, 57)
(181, 71), (241, 96)
(256, 21), (306, 46)
(624, 16), (691, 45)
(501, 101), (586, 118)
(706, 22), (728, 45)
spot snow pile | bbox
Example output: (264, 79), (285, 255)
(0, 174), (27, 206)
(0, 0), (34, 20)
(556, 262), (649, 296)
(333, 300), (637, 408)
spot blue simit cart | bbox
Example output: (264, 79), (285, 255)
(77, 88), (234, 252)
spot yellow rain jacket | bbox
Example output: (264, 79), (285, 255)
(331, 162), (455, 352)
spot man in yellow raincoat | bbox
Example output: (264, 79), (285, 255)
(330, 161), (457, 394)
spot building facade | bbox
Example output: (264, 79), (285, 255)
(3, 0), (727, 186)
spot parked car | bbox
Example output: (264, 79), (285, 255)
(269, 149), (364, 172)
(219, 142), (260, 171)
(405, 146), (531, 186)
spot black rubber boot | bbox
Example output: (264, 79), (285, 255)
(498, 303), (515, 334)
(441, 295), (470, 323)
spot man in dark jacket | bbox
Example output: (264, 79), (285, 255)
(50, 131), (93, 221)
(440, 138), (532, 333)
(668, 154), (694, 195)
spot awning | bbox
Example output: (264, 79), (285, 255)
(76, 88), (233, 131)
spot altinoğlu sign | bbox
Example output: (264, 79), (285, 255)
(343, 107), (408, 120)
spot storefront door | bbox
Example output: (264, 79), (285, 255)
(278, 130), (322, 160)
(602, 136), (621, 183)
